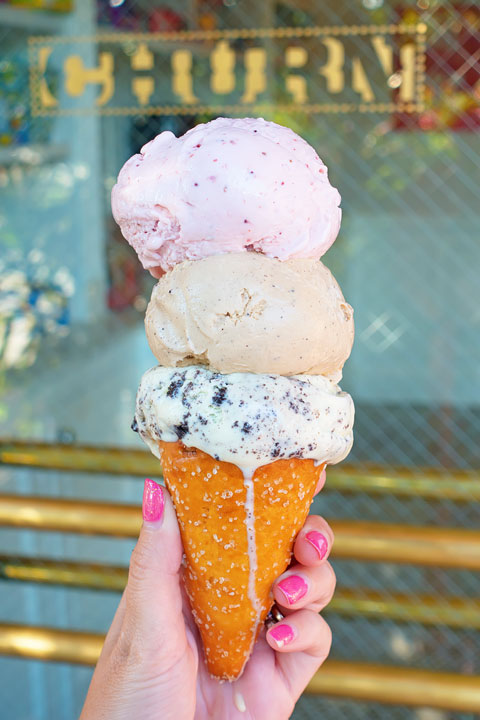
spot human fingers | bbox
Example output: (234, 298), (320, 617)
(80, 480), (192, 720)
(272, 562), (336, 614)
(97, 590), (127, 661)
(266, 610), (332, 699)
(118, 479), (186, 665)
(293, 514), (334, 566)
(313, 466), (327, 496)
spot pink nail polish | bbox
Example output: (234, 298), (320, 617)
(306, 531), (328, 560)
(276, 575), (308, 605)
(268, 624), (295, 648)
(142, 479), (164, 523)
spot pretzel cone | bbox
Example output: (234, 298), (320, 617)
(158, 439), (325, 680)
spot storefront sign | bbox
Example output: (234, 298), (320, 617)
(28, 23), (427, 116)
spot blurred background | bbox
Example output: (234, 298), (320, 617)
(0, 0), (479, 718)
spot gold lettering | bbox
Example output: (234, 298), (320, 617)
(131, 43), (154, 105)
(211, 40), (235, 95)
(172, 50), (197, 104)
(29, 25), (423, 116)
(131, 43), (154, 71)
(64, 53), (114, 106)
(319, 38), (344, 94)
(285, 46), (308, 103)
(399, 42), (415, 102)
(371, 36), (393, 76)
(241, 47), (267, 103)
(132, 77), (154, 105)
(352, 57), (374, 102)
(38, 46), (58, 108)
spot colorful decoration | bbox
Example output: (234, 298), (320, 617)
(0, 53), (57, 146)
(97, 0), (141, 30)
(0, 251), (73, 369)
(107, 222), (153, 313)
(394, 4), (480, 130)
(0, 0), (74, 11)
(198, 12), (217, 31)
(148, 7), (186, 33)
(0, 57), (30, 146)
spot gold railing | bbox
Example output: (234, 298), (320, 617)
(308, 660), (480, 712)
(0, 555), (128, 592)
(1, 494), (479, 569)
(1, 440), (479, 501)
(2, 555), (480, 629)
(0, 623), (478, 712)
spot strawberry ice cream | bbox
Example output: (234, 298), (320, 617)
(111, 117), (341, 276)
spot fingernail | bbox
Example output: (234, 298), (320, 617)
(276, 574), (308, 605)
(306, 531), (328, 560)
(268, 623), (295, 648)
(142, 479), (164, 523)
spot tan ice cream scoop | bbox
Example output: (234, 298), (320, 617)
(145, 252), (354, 378)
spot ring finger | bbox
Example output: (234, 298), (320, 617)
(272, 561), (336, 614)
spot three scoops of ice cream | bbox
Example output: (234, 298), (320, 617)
(111, 116), (355, 681)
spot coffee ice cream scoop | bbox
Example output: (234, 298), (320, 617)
(145, 252), (354, 379)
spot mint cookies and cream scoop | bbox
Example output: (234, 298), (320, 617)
(135, 365), (354, 473)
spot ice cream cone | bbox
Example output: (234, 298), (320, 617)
(159, 439), (325, 680)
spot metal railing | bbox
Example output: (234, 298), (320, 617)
(0, 624), (478, 712)
(1, 555), (480, 630)
(1, 493), (480, 569)
(1, 440), (479, 501)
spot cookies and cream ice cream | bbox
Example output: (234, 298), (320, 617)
(111, 117), (341, 276)
(145, 252), (354, 378)
(135, 365), (354, 471)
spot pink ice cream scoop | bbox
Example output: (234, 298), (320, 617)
(111, 117), (341, 275)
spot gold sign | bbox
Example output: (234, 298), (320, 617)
(28, 24), (427, 116)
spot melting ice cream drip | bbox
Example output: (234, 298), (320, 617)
(234, 691), (247, 713)
(242, 468), (260, 642)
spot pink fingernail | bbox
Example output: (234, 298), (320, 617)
(306, 531), (328, 560)
(142, 479), (164, 523)
(276, 575), (308, 605)
(268, 624), (295, 648)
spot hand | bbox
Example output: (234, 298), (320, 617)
(80, 472), (335, 720)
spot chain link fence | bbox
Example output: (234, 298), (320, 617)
(0, 0), (479, 718)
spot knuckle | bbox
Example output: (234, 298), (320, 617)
(321, 619), (333, 654)
(303, 612), (332, 662)
(320, 518), (334, 543)
(106, 621), (145, 680)
(324, 562), (337, 595)
(112, 626), (143, 669)
(314, 564), (336, 609)
(315, 616), (333, 660)
(128, 540), (152, 584)
(305, 514), (334, 544)
(327, 524), (335, 544)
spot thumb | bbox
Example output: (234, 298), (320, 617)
(123, 479), (186, 660)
